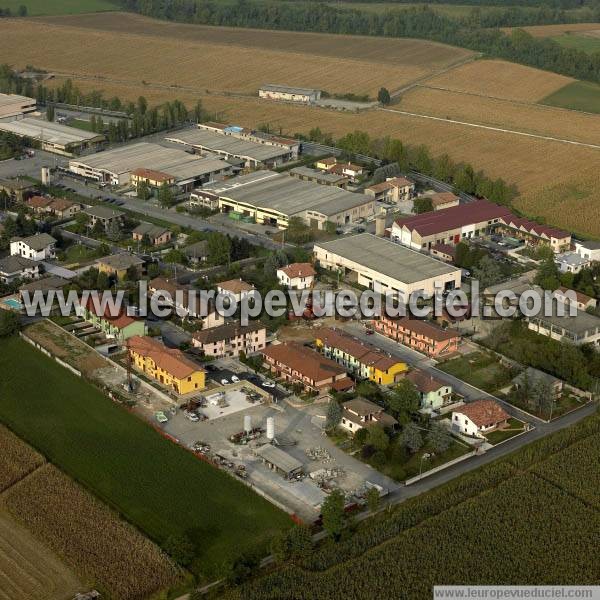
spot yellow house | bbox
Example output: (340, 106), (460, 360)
(131, 168), (175, 190)
(315, 157), (337, 171)
(314, 327), (407, 385)
(127, 335), (205, 394)
(96, 253), (145, 281)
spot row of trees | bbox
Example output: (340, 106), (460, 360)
(117, 1), (600, 84)
(0, 5), (27, 17)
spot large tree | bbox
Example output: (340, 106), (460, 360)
(321, 489), (346, 540)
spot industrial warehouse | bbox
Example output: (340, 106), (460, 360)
(0, 117), (105, 155)
(68, 141), (233, 190)
(165, 127), (294, 167)
(0, 92), (37, 120)
(191, 170), (375, 229)
(314, 233), (461, 297)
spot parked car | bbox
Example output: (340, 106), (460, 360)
(220, 378), (229, 385)
(155, 411), (168, 423)
(262, 380), (276, 388)
(184, 410), (199, 422)
(231, 375), (240, 383)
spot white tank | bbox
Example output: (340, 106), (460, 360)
(266, 417), (275, 440)
(244, 414), (252, 434)
(41, 167), (51, 185)
(375, 213), (386, 237)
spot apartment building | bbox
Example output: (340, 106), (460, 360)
(192, 322), (266, 358)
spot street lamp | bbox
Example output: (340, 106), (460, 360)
(419, 452), (432, 476)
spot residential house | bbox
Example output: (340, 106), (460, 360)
(277, 263), (316, 290)
(261, 342), (353, 395)
(83, 205), (124, 231)
(183, 240), (209, 264)
(191, 322), (266, 358)
(48, 198), (81, 219)
(26, 195), (53, 214)
(364, 176), (415, 204)
(406, 369), (453, 411)
(373, 317), (460, 358)
(315, 157), (337, 171)
(0, 177), (36, 202)
(0, 255), (40, 284)
(127, 335), (206, 395)
(130, 168), (175, 194)
(314, 327), (407, 385)
(19, 275), (68, 304)
(452, 400), (509, 438)
(430, 243), (456, 263)
(555, 252), (589, 274)
(512, 367), (563, 400)
(132, 223), (172, 247)
(328, 162), (364, 183)
(431, 192), (460, 211)
(554, 286), (597, 311)
(96, 253), (144, 280)
(340, 397), (397, 435)
(10, 233), (56, 261)
(82, 297), (146, 342)
(217, 278), (257, 304)
(148, 277), (224, 328)
(574, 240), (600, 263)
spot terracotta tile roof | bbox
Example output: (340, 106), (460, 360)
(26, 195), (52, 209)
(406, 369), (447, 393)
(556, 286), (595, 306)
(396, 199), (512, 237)
(262, 342), (346, 383)
(128, 335), (203, 380)
(84, 296), (137, 329)
(500, 216), (569, 240)
(430, 192), (459, 207)
(192, 321), (264, 344)
(457, 399), (509, 428)
(315, 327), (403, 372)
(279, 262), (316, 279)
(330, 376), (355, 392)
(131, 168), (173, 182)
(217, 278), (255, 294)
(318, 157), (337, 167)
(366, 176), (414, 193)
(386, 317), (460, 342)
(48, 198), (76, 212)
(431, 243), (456, 257)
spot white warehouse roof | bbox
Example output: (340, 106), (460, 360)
(0, 117), (102, 147)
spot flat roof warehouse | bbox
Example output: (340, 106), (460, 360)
(165, 128), (292, 167)
(69, 142), (232, 186)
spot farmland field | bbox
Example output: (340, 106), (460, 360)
(0, 509), (82, 600)
(551, 32), (600, 54)
(0, 0), (117, 15)
(542, 80), (600, 114)
(0, 13), (474, 98)
(0, 424), (44, 492)
(222, 417), (600, 599)
(4, 464), (181, 599)
(425, 59), (573, 102)
(503, 22), (600, 37)
(0, 335), (292, 579)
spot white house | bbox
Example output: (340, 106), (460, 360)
(277, 262), (316, 290)
(340, 397), (397, 435)
(0, 255), (40, 284)
(451, 399), (509, 438)
(555, 252), (589, 274)
(216, 278), (257, 304)
(10, 233), (56, 261)
(574, 240), (600, 263)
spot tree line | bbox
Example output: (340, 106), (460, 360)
(116, 0), (600, 85)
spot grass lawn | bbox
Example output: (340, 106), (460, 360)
(504, 391), (585, 421)
(541, 80), (600, 114)
(61, 244), (99, 263)
(67, 119), (95, 132)
(438, 352), (514, 393)
(484, 418), (526, 445)
(0, 336), (291, 579)
(550, 33), (600, 54)
(3, 0), (118, 16)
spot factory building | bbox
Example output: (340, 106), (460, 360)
(0, 93), (37, 121)
(68, 142), (233, 190)
(0, 118), (105, 156)
(314, 233), (461, 298)
(165, 128), (293, 168)
(258, 84), (321, 104)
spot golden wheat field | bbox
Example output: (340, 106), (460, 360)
(0, 510), (83, 600)
(0, 14), (472, 98)
(0, 425), (45, 493)
(425, 59), (572, 102)
(399, 86), (600, 145)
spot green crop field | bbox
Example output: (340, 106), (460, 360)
(551, 33), (600, 54)
(1, 0), (118, 16)
(541, 80), (600, 114)
(0, 336), (291, 579)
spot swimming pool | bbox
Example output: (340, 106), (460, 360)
(2, 298), (22, 310)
